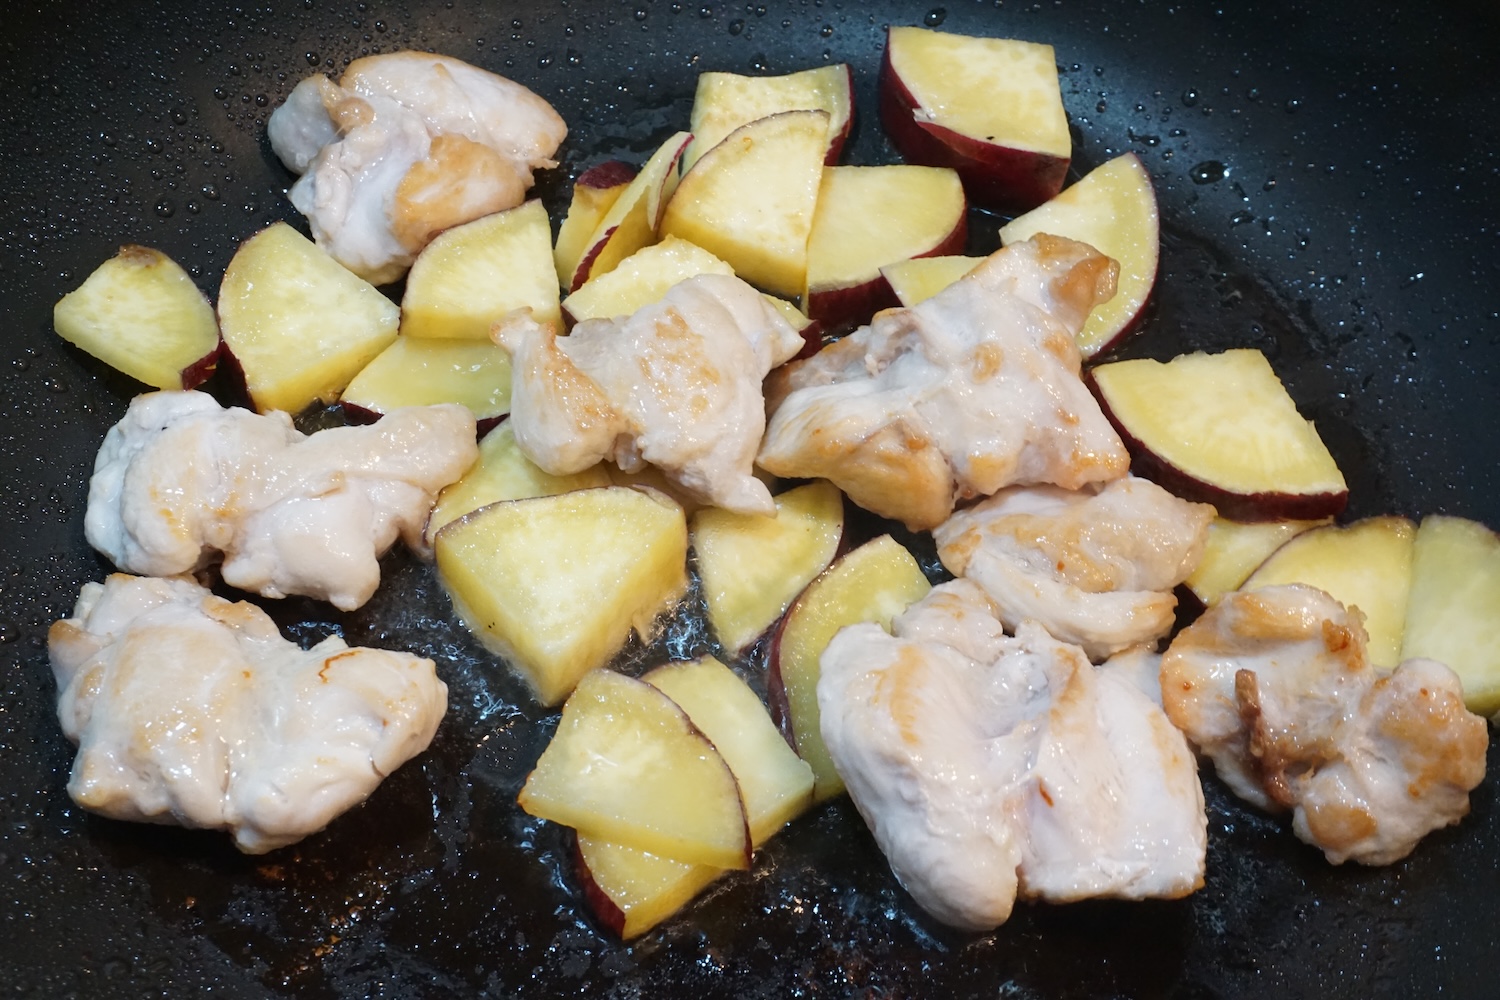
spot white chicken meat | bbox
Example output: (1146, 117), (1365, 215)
(493, 273), (805, 516)
(934, 477), (1215, 660)
(1161, 583), (1488, 865)
(758, 234), (1130, 531)
(48, 574), (448, 854)
(85, 391), (478, 611)
(818, 580), (1206, 931)
(267, 52), (567, 284)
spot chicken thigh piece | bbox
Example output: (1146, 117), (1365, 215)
(85, 391), (478, 610)
(267, 52), (567, 283)
(758, 234), (1130, 531)
(935, 477), (1216, 660)
(340, 52), (568, 171)
(1161, 584), (1488, 865)
(494, 274), (805, 515)
(818, 581), (1206, 931)
(48, 574), (448, 854)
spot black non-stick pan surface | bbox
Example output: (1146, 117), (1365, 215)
(3, 1), (1499, 996)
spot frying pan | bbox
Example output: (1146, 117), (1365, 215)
(2, 0), (1498, 996)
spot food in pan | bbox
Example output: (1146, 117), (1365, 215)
(659, 110), (831, 298)
(398, 198), (562, 338)
(768, 534), (935, 802)
(85, 390), (476, 611)
(998, 153), (1160, 358)
(433, 486), (689, 706)
(52, 245), (220, 391)
(1161, 584), (1487, 866)
(880, 26), (1071, 213)
(216, 221), (401, 414)
(1089, 348), (1350, 520)
(758, 234), (1128, 531)
(1182, 515), (1332, 609)
(880, 253), (985, 307)
(818, 579), (1207, 930)
(549, 657), (815, 938)
(800, 163), (967, 326)
(267, 52), (567, 284)
(563, 235), (737, 326)
(564, 132), (692, 292)
(933, 476), (1216, 661)
(553, 161), (639, 291)
(339, 335), (513, 434)
(43, 19), (1500, 953)
(48, 573), (447, 854)
(561, 236), (820, 352)
(691, 478), (845, 656)
(1400, 515), (1500, 715)
(682, 63), (854, 173)
(517, 667), (754, 870)
(494, 272), (804, 516)
(1242, 515), (1416, 667)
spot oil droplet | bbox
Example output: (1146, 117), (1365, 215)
(729, 18), (744, 34)
(1285, 98), (1302, 113)
(925, 8), (947, 26)
(0, 622), (16, 643)
(1181, 88), (1199, 107)
(1263, 177), (1277, 191)
(202, 182), (220, 200)
(820, 23), (833, 37)
(154, 198), (176, 218)
(44, 377), (68, 394)
(1230, 210), (1254, 226)
(305, 52), (320, 65)
(700, 5), (713, 17)
(635, 7), (648, 20)
(1189, 160), (1226, 184)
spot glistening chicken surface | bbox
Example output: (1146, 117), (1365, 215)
(818, 580), (1206, 930)
(758, 234), (1128, 531)
(268, 52), (567, 284)
(49, 574), (448, 854)
(1161, 584), (1487, 865)
(85, 391), (478, 611)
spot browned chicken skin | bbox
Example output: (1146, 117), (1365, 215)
(1161, 584), (1487, 865)
(758, 234), (1129, 530)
